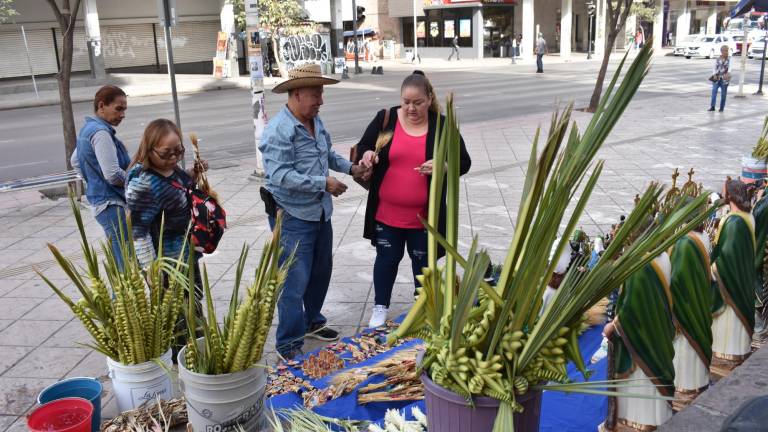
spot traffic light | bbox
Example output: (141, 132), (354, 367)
(356, 6), (366, 25)
(587, 1), (596, 17)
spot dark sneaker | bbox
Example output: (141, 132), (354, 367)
(277, 347), (304, 363)
(305, 324), (340, 341)
(708, 107), (715, 111)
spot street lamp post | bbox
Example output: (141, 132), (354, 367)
(587, 0), (595, 60)
(756, 18), (768, 96)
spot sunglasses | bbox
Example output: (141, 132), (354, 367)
(153, 144), (185, 160)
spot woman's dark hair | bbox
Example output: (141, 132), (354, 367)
(93, 85), (126, 112)
(401, 71), (440, 113)
(724, 178), (751, 212)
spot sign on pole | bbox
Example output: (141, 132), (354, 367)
(156, 0), (177, 27)
(246, 0), (267, 176)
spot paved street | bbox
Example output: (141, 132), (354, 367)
(1, 53), (768, 431)
(2, 53), (768, 182)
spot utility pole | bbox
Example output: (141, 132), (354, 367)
(755, 17), (767, 95)
(352, 0), (361, 74)
(413, 0), (418, 63)
(737, 15), (749, 98)
(245, 0), (267, 177)
(159, 0), (183, 168)
(587, 0), (595, 60)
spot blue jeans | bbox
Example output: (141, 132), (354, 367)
(536, 54), (544, 72)
(373, 222), (428, 307)
(711, 80), (728, 110)
(269, 212), (332, 355)
(94, 205), (128, 270)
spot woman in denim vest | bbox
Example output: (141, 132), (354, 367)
(70, 85), (130, 268)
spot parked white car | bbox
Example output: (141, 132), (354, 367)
(685, 34), (737, 59)
(748, 36), (768, 59)
(674, 34), (700, 56)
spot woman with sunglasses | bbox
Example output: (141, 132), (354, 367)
(126, 118), (208, 268)
(126, 119), (207, 359)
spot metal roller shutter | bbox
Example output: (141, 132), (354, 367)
(0, 28), (58, 78)
(102, 23), (157, 69)
(157, 20), (218, 64)
(54, 27), (91, 73)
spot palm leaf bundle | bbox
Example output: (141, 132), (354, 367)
(39, 196), (187, 365)
(388, 44), (713, 430)
(188, 132), (219, 201)
(751, 116), (768, 159)
(182, 211), (293, 374)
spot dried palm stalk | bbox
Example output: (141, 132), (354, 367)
(101, 397), (187, 432)
(188, 133), (218, 201)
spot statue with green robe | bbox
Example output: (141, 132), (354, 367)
(711, 179), (756, 370)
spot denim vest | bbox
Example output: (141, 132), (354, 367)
(76, 116), (131, 206)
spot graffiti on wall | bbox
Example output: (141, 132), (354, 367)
(279, 33), (331, 68)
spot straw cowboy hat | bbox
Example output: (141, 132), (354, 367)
(272, 63), (339, 94)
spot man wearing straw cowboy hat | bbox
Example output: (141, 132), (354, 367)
(260, 63), (371, 361)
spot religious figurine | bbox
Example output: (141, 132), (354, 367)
(604, 252), (675, 430)
(711, 179), (756, 372)
(751, 180), (768, 342)
(668, 171), (713, 407)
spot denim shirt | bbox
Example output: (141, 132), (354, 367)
(75, 116), (131, 214)
(259, 105), (352, 222)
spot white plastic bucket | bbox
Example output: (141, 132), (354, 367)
(742, 155), (768, 184)
(106, 350), (174, 412)
(178, 342), (267, 432)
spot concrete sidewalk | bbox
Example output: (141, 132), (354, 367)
(0, 83), (765, 431)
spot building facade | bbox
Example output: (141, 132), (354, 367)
(0, 0), (228, 79)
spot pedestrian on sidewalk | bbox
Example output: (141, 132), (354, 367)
(448, 35), (460, 61)
(536, 33), (548, 73)
(260, 64), (371, 360)
(125, 118), (209, 361)
(516, 34), (523, 58)
(357, 71), (471, 328)
(709, 45), (731, 112)
(70, 85), (131, 269)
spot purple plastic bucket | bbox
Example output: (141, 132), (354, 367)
(422, 373), (542, 432)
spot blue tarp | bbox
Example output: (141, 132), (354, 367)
(731, 0), (768, 17)
(268, 325), (608, 431)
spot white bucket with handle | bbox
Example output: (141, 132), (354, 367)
(178, 342), (267, 432)
(106, 349), (174, 412)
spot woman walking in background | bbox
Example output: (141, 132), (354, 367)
(356, 71), (471, 327)
(71, 85), (130, 268)
(709, 45), (731, 112)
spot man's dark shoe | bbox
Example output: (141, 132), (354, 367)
(305, 324), (340, 341)
(708, 107), (716, 111)
(277, 347), (304, 362)
(719, 108), (724, 112)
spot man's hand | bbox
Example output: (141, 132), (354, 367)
(350, 164), (372, 182)
(326, 176), (348, 197)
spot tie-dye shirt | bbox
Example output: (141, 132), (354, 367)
(126, 163), (192, 268)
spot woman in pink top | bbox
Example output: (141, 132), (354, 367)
(356, 71), (471, 327)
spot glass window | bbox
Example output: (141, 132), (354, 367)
(404, 8), (473, 48)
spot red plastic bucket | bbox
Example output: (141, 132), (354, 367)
(27, 397), (93, 432)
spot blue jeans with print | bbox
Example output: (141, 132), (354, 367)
(95, 205), (129, 270)
(711, 80), (728, 111)
(373, 222), (428, 308)
(269, 212), (332, 356)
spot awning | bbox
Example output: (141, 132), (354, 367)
(343, 28), (375, 37)
(731, 0), (768, 17)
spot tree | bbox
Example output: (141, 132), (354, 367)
(587, 0), (634, 112)
(0, 0), (18, 23)
(46, 0), (83, 171)
(233, 0), (309, 77)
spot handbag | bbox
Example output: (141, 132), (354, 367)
(709, 74), (719, 82)
(349, 108), (391, 190)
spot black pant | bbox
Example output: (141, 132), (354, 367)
(536, 54), (544, 72)
(448, 45), (460, 60)
(373, 222), (428, 307)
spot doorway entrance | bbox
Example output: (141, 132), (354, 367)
(483, 6), (514, 58)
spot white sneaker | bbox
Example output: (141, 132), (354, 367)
(368, 305), (389, 328)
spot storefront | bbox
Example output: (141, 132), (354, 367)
(400, 0), (516, 59)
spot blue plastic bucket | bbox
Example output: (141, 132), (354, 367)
(38, 377), (103, 432)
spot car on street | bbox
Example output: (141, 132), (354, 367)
(733, 35), (751, 55)
(748, 36), (768, 59)
(674, 34), (700, 56)
(685, 34), (737, 59)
